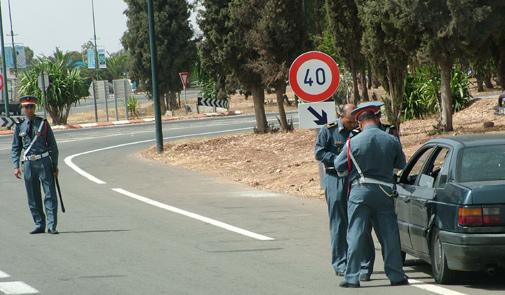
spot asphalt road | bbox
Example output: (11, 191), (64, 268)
(0, 114), (503, 295)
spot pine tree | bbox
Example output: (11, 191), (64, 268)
(251, 0), (306, 131)
(198, 0), (231, 100)
(326, 0), (364, 104)
(357, 0), (419, 130)
(225, 0), (269, 133)
(122, 0), (196, 113)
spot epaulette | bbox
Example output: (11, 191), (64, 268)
(325, 122), (337, 128)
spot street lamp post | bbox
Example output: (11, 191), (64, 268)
(7, 0), (17, 77)
(91, 0), (99, 122)
(147, 0), (163, 153)
(0, 2), (10, 116)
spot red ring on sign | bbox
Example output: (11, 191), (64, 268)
(289, 51), (340, 103)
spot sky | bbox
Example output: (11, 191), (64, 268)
(1, 0), (200, 57)
(1, 0), (128, 56)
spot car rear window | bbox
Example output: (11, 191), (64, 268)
(459, 145), (505, 182)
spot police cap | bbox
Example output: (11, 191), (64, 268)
(351, 101), (383, 121)
(19, 95), (38, 106)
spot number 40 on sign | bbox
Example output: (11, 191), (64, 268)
(289, 51), (340, 103)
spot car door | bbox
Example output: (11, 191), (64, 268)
(396, 145), (437, 252)
(409, 146), (451, 255)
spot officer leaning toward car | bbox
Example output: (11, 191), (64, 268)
(11, 96), (60, 235)
(315, 104), (375, 280)
(334, 101), (408, 288)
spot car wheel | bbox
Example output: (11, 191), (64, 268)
(430, 229), (457, 284)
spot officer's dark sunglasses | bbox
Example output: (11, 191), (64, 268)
(22, 105), (36, 109)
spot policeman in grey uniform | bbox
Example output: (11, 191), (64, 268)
(334, 101), (408, 287)
(315, 104), (375, 280)
(12, 96), (60, 234)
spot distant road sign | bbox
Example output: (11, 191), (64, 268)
(179, 72), (189, 89)
(298, 101), (337, 129)
(289, 51), (340, 103)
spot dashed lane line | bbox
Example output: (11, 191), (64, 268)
(0, 281), (39, 294)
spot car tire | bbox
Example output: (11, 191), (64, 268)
(430, 229), (457, 284)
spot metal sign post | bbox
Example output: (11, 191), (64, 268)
(179, 72), (189, 114)
(148, 0), (163, 153)
(0, 2), (10, 117)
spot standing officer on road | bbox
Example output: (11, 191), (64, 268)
(334, 101), (408, 287)
(315, 104), (375, 280)
(11, 96), (60, 235)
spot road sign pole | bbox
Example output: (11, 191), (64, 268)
(184, 87), (187, 114)
(147, 0), (163, 153)
(0, 2), (10, 117)
(92, 81), (98, 122)
(91, 0), (99, 123)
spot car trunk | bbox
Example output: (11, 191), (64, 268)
(461, 181), (505, 204)
(458, 181), (505, 232)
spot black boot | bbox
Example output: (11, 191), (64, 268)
(339, 281), (360, 288)
(30, 228), (45, 234)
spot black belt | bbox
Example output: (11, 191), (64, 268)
(325, 167), (337, 175)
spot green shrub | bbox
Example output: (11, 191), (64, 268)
(403, 65), (471, 120)
(127, 96), (139, 117)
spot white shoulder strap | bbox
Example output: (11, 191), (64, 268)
(23, 120), (45, 158)
(347, 139), (365, 180)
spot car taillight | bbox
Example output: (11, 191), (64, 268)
(483, 207), (503, 225)
(458, 207), (483, 226)
(458, 207), (503, 226)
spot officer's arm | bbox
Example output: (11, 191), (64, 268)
(334, 140), (349, 175)
(11, 125), (22, 169)
(314, 128), (336, 166)
(46, 122), (59, 169)
(394, 140), (407, 170)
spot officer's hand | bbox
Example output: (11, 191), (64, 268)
(53, 168), (59, 178)
(14, 168), (22, 179)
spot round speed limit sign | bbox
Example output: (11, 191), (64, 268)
(289, 51), (340, 103)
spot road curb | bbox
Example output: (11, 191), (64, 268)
(0, 111), (242, 136)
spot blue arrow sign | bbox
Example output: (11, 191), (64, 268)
(307, 106), (328, 125)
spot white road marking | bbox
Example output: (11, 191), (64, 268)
(0, 281), (38, 294)
(112, 188), (274, 241)
(409, 279), (468, 295)
(64, 127), (252, 184)
(0, 270), (10, 279)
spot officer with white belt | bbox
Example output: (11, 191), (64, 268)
(334, 101), (408, 288)
(11, 96), (60, 234)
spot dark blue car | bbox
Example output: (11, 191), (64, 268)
(395, 134), (505, 284)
